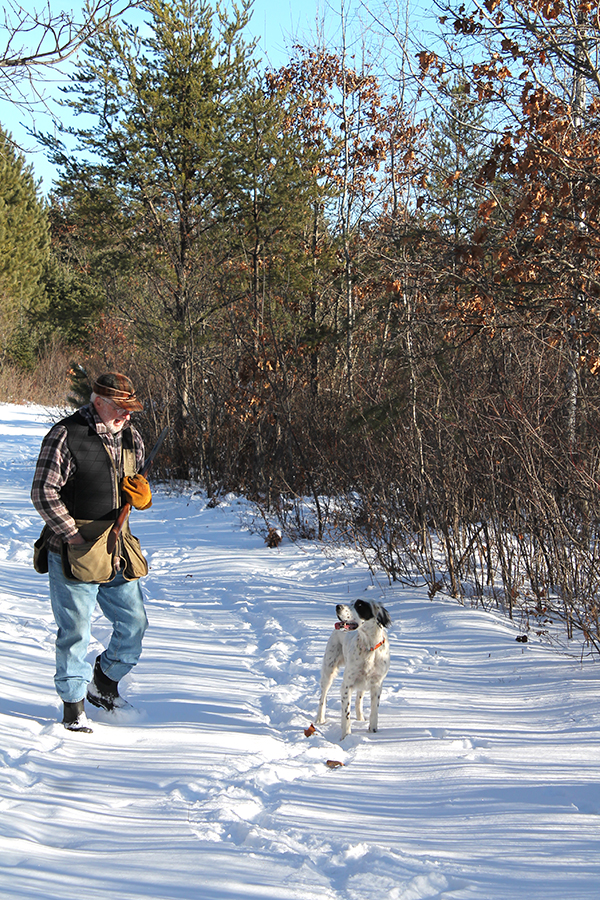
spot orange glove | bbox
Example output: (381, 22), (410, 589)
(121, 474), (152, 510)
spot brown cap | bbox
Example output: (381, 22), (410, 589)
(92, 372), (143, 411)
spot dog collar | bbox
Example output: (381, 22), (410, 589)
(334, 621), (359, 630)
(370, 638), (385, 652)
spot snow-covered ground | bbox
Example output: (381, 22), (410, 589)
(1, 402), (600, 900)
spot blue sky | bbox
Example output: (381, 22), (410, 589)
(3, 0), (432, 192)
(1, 0), (324, 191)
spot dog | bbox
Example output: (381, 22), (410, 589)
(316, 599), (391, 739)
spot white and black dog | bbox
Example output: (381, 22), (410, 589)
(316, 599), (391, 739)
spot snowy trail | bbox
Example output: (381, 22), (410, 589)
(1, 403), (600, 899)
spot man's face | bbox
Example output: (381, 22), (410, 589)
(93, 396), (131, 434)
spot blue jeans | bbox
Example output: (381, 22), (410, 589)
(48, 551), (148, 703)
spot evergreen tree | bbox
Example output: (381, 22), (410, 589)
(45, 0), (256, 453)
(427, 76), (490, 241)
(35, 253), (105, 347)
(0, 127), (49, 358)
(223, 77), (325, 355)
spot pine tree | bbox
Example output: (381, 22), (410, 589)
(222, 75), (326, 373)
(427, 76), (490, 242)
(44, 0), (256, 456)
(35, 253), (105, 347)
(0, 127), (49, 358)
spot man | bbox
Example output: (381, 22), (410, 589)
(31, 372), (153, 734)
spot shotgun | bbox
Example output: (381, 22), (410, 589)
(107, 425), (169, 554)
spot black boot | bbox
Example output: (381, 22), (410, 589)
(87, 656), (132, 712)
(63, 699), (93, 733)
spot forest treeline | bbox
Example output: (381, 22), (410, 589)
(4, 0), (600, 647)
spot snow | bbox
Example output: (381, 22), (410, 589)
(1, 402), (600, 900)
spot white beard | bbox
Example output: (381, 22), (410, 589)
(106, 420), (127, 435)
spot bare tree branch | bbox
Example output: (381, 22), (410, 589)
(0, 0), (135, 108)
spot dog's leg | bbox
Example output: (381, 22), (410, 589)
(368, 684), (382, 732)
(316, 662), (340, 725)
(316, 675), (333, 724)
(355, 689), (365, 721)
(340, 679), (353, 739)
(316, 638), (344, 725)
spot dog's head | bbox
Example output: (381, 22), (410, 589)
(353, 599), (391, 629)
(335, 604), (358, 625)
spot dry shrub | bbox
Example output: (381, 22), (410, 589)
(0, 338), (74, 407)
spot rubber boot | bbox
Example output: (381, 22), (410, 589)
(87, 656), (131, 712)
(63, 699), (93, 733)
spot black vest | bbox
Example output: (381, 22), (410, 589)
(59, 411), (133, 521)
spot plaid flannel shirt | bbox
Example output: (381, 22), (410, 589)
(31, 405), (145, 554)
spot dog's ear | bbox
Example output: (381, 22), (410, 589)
(353, 599), (373, 621)
(377, 606), (392, 628)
